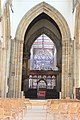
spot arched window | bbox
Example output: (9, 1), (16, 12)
(30, 34), (57, 70)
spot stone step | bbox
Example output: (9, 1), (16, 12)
(23, 100), (47, 120)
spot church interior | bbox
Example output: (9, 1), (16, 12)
(0, 0), (80, 119)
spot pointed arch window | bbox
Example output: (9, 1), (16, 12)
(30, 34), (57, 70)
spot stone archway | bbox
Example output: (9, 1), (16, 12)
(9, 2), (71, 98)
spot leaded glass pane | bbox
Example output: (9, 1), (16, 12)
(30, 34), (57, 70)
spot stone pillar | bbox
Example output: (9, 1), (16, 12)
(74, 3), (80, 98)
(18, 41), (24, 97)
(69, 40), (74, 99)
(56, 75), (59, 92)
(0, 42), (2, 97)
(61, 37), (71, 98)
(0, 1), (11, 98)
(8, 39), (15, 97)
(9, 39), (24, 98)
(77, 4), (80, 87)
(58, 73), (61, 92)
(23, 53), (30, 92)
(14, 39), (23, 98)
(30, 46), (33, 69)
(25, 53), (30, 76)
(56, 73), (61, 93)
(1, 48), (7, 97)
(0, 0), (2, 97)
(28, 58), (30, 71)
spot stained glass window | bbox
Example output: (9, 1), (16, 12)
(30, 34), (57, 70)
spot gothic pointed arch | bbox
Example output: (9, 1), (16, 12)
(12, 2), (72, 98)
(15, 2), (70, 41)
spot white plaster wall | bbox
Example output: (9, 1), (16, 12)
(1, 0), (5, 8)
(10, 0), (74, 39)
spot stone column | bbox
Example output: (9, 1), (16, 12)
(9, 38), (24, 98)
(8, 39), (15, 97)
(56, 73), (61, 93)
(18, 41), (24, 97)
(77, 4), (80, 87)
(61, 37), (71, 98)
(56, 75), (59, 92)
(25, 53), (30, 76)
(23, 53), (30, 92)
(14, 39), (24, 98)
(28, 58), (30, 71)
(1, 1), (11, 97)
(69, 40), (74, 99)
(0, 0), (2, 97)
(30, 46), (33, 69)
(74, 3), (80, 98)
(1, 47), (7, 97)
(0, 42), (2, 97)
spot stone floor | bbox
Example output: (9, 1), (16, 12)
(23, 100), (48, 120)
(23, 99), (79, 120)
